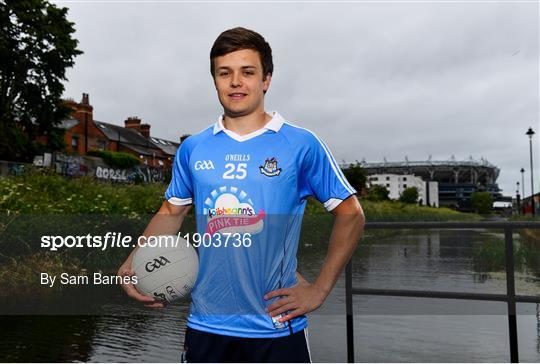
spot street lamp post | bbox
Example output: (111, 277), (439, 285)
(520, 168), (525, 198)
(526, 127), (535, 216)
(516, 182), (521, 212)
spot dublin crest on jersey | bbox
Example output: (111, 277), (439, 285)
(259, 157), (282, 177)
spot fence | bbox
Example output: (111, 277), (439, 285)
(345, 221), (540, 363)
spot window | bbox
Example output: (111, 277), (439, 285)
(403, 177), (407, 181)
(71, 136), (79, 149)
(98, 140), (106, 150)
(386, 176), (390, 181)
(403, 184), (407, 188)
(386, 183), (390, 187)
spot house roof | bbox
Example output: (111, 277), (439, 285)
(60, 117), (180, 157)
(147, 136), (179, 156)
(94, 120), (163, 157)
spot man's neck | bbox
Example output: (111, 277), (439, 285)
(222, 110), (272, 136)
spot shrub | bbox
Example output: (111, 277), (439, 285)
(366, 185), (390, 201)
(399, 187), (419, 204)
(88, 150), (140, 169)
(471, 191), (494, 214)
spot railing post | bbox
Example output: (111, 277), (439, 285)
(505, 227), (519, 363)
(345, 259), (354, 363)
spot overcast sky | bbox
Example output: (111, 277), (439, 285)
(59, 1), (539, 197)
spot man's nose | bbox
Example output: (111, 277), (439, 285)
(231, 72), (242, 87)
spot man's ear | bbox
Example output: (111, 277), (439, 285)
(263, 74), (272, 92)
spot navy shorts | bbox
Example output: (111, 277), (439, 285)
(182, 326), (312, 363)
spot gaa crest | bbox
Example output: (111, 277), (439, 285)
(259, 157), (282, 177)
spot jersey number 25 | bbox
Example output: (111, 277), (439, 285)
(223, 163), (247, 180)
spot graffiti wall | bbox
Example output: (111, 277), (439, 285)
(54, 153), (166, 183)
(95, 165), (164, 183)
(0, 155), (167, 184)
(55, 154), (88, 177)
(0, 161), (28, 176)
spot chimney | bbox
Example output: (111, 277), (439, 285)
(140, 123), (151, 138)
(71, 93), (93, 126)
(124, 116), (141, 131)
(74, 93), (94, 155)
(81, 93), (90, 105)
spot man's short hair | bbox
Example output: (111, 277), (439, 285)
(210, 27), (273, 80)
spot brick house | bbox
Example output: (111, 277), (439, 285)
(57, 93), (179, 168)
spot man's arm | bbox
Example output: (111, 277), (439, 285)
(118, 200), (191, 308)
(265, 195), (365, 322)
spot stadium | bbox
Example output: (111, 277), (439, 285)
(344, 156), (504, 210)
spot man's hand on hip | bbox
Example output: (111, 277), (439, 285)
(263, 274), (327, 322)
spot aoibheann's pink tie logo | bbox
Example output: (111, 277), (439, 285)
(203, 186), (264, 235)
(206, 210), (266, 235)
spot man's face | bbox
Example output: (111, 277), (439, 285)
(213, 49), (271, 117)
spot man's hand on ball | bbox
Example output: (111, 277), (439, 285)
(264, 275), (327, 322)
(118, 263), (166, 308)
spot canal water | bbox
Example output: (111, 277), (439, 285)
(1, 228), (539, 362)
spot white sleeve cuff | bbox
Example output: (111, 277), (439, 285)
(323, 198), (343, 211)
(167, 197), (193, 206)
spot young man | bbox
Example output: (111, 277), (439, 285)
(119, 27), (365, 362)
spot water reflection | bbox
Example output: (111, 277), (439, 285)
(0, 316), (97, 362)
(88, 305), (189, 362)
(0, 228), (539, 362)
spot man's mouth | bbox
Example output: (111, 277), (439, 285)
(229, 93), (247, 100)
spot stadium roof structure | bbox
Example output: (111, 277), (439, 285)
(343, 156), (500, 186)
(352, 156), (497, 169)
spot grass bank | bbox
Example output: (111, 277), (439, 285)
(358, 199), (481, 222)
(1, 172), (481, 219)
(0, 170), (164, 214)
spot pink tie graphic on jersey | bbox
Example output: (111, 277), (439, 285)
(203, 186), (265, 235)
(205, 210), (266, 235)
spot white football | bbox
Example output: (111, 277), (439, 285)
(132, 235), (199, 303)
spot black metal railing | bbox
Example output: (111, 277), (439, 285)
(345, 221), (540, 363)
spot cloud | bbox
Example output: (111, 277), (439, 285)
(62, 2), (539, 196)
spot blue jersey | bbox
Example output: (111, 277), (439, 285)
(165, 112), (356, 338)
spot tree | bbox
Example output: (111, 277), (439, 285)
(471, 191), (494, 214)
(0, 0), (82, 161)
(399, 187), (419, 204)
(342, 163), (367, 194)
(367, 184), (390, 201)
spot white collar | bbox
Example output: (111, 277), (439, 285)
(212, 111), (285, 136)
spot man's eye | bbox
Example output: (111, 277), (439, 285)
(219, 72), (229, 76)
(244, 71), (254, 75)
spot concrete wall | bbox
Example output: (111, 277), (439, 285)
(368, 173), (440, 206)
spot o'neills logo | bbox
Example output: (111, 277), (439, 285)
(204, 186), (264, 235)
